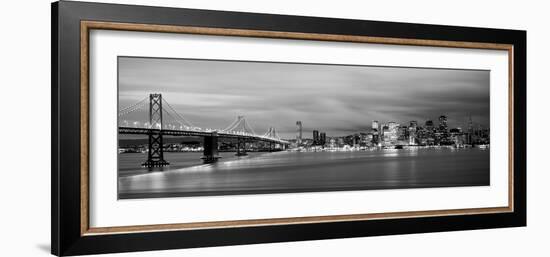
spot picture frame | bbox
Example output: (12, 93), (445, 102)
(51, 1), (526, 256)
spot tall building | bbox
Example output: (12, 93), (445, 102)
(372, 120), (379, 130)
(296, 121), (302, 145)
(467, 115), (474, 144)
(438, 115), (448, 132)
(398, 126), (408, 140)
(408, 121), (418, 145)
(320, 132), (326, 146)
(381, 123), (389, 140)
(381, 122), (399, 145)
(313, 130), (320, 145)
(338, 137), (344, 146)
(425, 120), (434, 131)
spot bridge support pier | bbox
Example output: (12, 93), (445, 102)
(201, 132), (221, 164)
(236, 138), (248, 156)
(142, 132), (170, 167)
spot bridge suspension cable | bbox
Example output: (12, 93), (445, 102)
(118, 94), (291, 143)
(223, 117), (241, 131)
(263, 127), (281, 140)
(224, 116), (257, 135)
(242, 118), (257, 135)
(117, 96), (149, 117)
(161, 98), (195, 128)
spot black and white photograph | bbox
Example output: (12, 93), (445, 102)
(117, 56), (491, 199)
(34, 0), (536, 256)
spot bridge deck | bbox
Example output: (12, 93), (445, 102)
(118, 127), (289, 145)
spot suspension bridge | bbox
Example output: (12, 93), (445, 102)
(118, 94), (289, 167)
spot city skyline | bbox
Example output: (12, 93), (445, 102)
(119, 57), (490, 139)
(287, 115), (487, 140)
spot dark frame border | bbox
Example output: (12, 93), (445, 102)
(52, 1), (526, 256)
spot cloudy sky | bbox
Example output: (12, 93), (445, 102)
(118, 57), (489, 139)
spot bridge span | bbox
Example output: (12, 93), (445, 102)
(118, 94), (289, 167)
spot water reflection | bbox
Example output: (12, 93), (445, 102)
(118, 148), (490, 199)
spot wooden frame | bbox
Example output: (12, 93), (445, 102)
(53, 1), (526, 256)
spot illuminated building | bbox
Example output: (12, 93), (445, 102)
(425, 120), (434, 131)
(397, 126), (409, 145)
(467, 115), (474, 145)
(372, 120), (379, 130)
(438, 115), (448, 132)
(382, 122), (399, 145)
(296, 121), (302, 145)
(338, 137), (344, 146)
(408, 120), (418, 145)
(313, 130), (320, 145)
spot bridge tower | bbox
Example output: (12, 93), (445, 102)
(142, 94), (170, 167)
(264, 127), (281, 152)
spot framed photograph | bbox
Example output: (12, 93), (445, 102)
(52, 1), (526, 256)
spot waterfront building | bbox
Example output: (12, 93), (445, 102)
(370, 122), (379, 145)
(425, 120), (434, 131)
(313, 130), (320, 145)
(408, 121), (418, 145)
(382, 122), (399, 146)
(296, 121), (302, 145)
(320, 132), (326, 146)
(397, 126), (409, 145)
(381, 124), (389, 142)
(372, 120), (379, 130)
(402, 125), (410, 135)
(337, 137), (344, 147)
(438, 115), (448, 132)
(467, 115), (474, 145)
(372, 134), (379, 145)
(329, 138), (336, 149)
(365, 133), (374, 146)
(353, 133), (361, 147)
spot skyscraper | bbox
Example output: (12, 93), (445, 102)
(380, 122), (399, 145)
(409, 121), (418, 145)
(296, 121), (302, 145)
(372, 120), (379, 130)
(389, 122), (399, 144)
(467, 115), (474, 145)
(381, 123), (389, 139)
(439, 115), (448, 132)
(425, 120), (434, 130)
(320, 132), (326, 146)
(313, 130), (320, 145)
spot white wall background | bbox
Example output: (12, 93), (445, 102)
(0, 0), (547, 256)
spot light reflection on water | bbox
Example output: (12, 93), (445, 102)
(118, 148), (489, 199)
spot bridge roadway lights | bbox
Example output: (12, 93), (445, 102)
(201, 132), (221, 164)
(142, 159), (170, 167)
